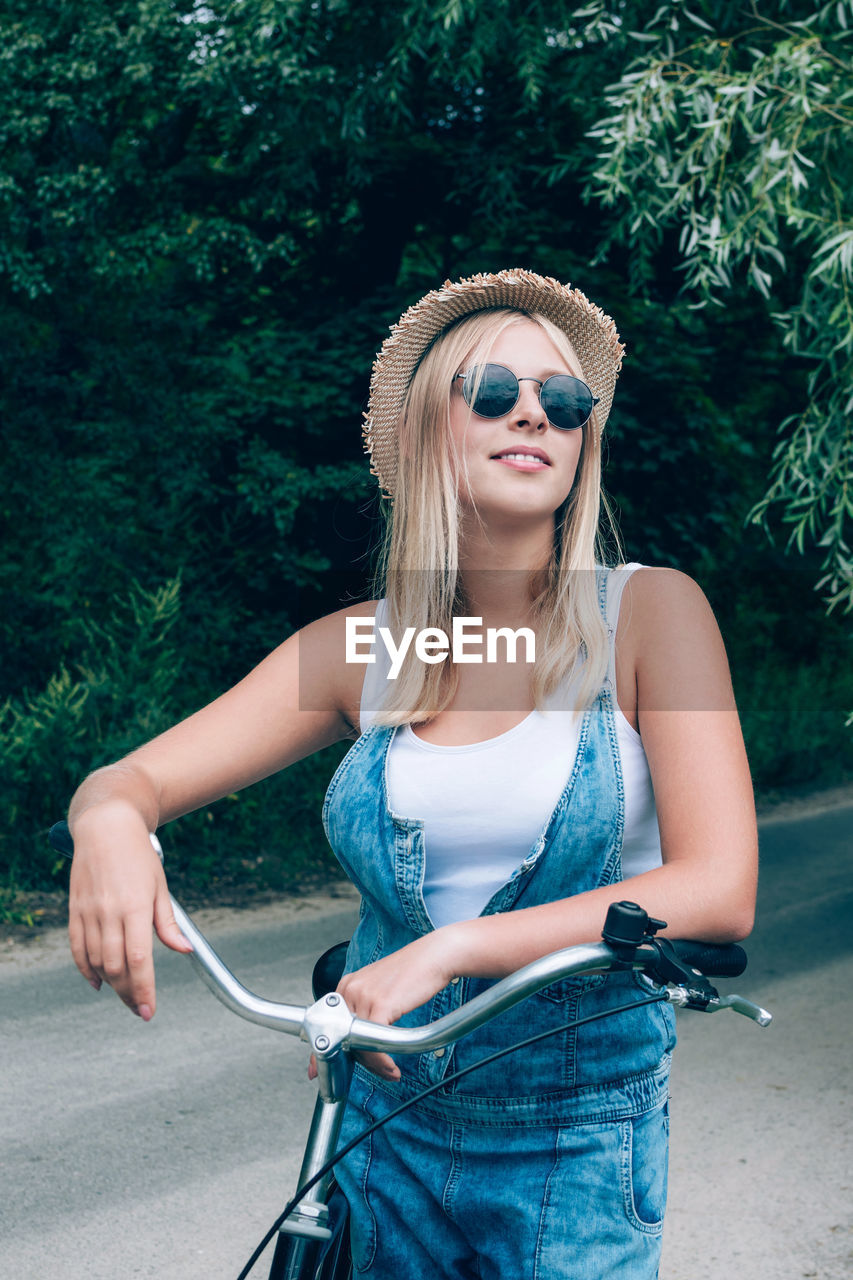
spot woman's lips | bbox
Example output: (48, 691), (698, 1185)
(491, 448), (552, 471)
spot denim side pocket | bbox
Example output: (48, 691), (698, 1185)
(620, 1097), (669, 1234)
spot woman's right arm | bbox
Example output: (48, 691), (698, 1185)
(67, 606), (370, 1020)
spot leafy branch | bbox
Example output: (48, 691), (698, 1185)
(577, 0), (853, 608)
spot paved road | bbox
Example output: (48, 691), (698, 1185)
(663, 801), (852, 1280)
(2, 802), (851, 1280)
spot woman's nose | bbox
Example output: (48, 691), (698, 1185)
(511, 380), (548, 431)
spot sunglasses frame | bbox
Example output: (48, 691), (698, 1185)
(454, 363), (600, 432)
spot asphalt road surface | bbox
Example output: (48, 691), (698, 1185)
(2, 797), (851, 1280)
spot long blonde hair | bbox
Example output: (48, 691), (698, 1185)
(373, 308), (622, 723)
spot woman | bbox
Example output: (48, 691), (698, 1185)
(68, 270), (757, 1278)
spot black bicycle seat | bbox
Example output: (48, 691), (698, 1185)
(312, 941), (350, 1000)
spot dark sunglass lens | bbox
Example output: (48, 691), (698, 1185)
(462, 364), (519, 418)
(541, 376), (595, 430)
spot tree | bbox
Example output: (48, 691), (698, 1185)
(2, 0), (850, 892)
(5, 0), (726, 702)
(577, 0), (853, 610)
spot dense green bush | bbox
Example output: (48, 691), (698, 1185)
(0, 576), (346, 899)
(1, 580), (181, 888)
(1, 1), (849, 913)
(708, 562), (853, 789)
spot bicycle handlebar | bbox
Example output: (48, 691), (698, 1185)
(171, 897), (307, 1036)
(50, 820), (771, 1103)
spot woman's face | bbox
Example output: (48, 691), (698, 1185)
(448, 319), (586, 527)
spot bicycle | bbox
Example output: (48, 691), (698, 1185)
(50, 821), (772, 1280)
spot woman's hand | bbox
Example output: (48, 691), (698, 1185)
(67, 802), (192, 1019)
(65, 609), (368, 1022)
(309, 928), (465, 1083)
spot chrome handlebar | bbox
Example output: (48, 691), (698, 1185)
(171, 887), (772, 1104)
(52, 825), (771, 1106)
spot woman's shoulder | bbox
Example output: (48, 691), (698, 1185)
(605, 564), (712, 638)
(297, 599), (383, 731)
(301, 597), (383, 633)
(616, 564), (710, 610)
(614, 567), (733, 706)
(299, 598), (385, 666)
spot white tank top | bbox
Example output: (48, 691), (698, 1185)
(359, 566), (662, 928)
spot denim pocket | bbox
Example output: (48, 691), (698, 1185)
(620, 1098), (669, 1234)
(573, 972), (676, 1090)
(537, 970), (607, 1004)
(443, 979), (587, 1097)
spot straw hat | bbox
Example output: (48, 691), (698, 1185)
(363, 267), (625, 496)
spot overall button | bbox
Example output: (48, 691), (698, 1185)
(433, 1047), (446, 1058)
(450, 976), (460, 985)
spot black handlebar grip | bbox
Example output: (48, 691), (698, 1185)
(49, 820), (74, 859)
(669, 939), (747, 978)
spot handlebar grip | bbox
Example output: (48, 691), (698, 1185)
(48, 819), (164, 864)
(49, 820), (74, 859)
(669, 939), (747, 978)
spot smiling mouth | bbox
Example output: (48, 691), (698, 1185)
(491, 449), (552, 466)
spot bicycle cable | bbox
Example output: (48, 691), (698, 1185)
(236, 991), (668, 1280)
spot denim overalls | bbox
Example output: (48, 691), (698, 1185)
(322, 572), (676, 1279)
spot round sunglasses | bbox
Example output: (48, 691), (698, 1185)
(454, 363), (599, 432)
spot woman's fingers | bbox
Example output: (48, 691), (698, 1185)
(332, 932), (465, 1083)
(99, 920), (132, 988)
(333, 977), (402, 1081)
(152, 885), (194, 955)
(69, 901), (181, 1020)
(68, 913), (101, 990)
(354, 1050), (400, 1081)
(67, 829), (190, 1019)
(78, 911), (155, 1018)
(122, 910), (160, 1019)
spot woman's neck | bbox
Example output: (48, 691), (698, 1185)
(458, 519), (554, 619)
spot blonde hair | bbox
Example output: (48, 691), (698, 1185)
(373, 308), (622, 723)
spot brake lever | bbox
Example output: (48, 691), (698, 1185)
(697, 993), (772, 1026)
(602, 900), (772, 1027)
(642, 937), (722, 1008)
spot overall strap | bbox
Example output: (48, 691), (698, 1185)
(603, 563), (645, 691)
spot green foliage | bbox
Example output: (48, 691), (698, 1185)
(0, 574), (346, 893)
(736, 642), (853, 789)
(0, 2), (850, 908)
(0, 579), (183, 887)
(160, 744), (348, 901)
(0, 0), (616, 295)
(706, 562), (853, 787)
(580, 0), (853, 609)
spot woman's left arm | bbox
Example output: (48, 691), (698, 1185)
(337, 570), (758, 1065)
(614, 567), (758, 942)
